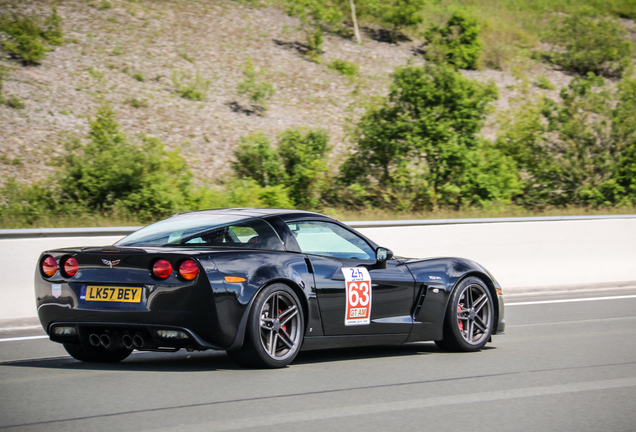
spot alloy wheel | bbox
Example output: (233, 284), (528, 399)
(259, 291), (302, 361)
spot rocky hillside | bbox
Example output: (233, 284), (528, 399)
(0, 0), (614, 187)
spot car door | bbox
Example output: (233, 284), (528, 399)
(285, 220), (416, 336)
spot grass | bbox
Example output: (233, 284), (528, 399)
(2, 205), (634, 229)
(325, 205), (636, 222)
(415, 0), (636, 67)
(3, 94), (24, 109)
(0, 213), (144, 229)
(328, 59), (358, 79)
(534, 74), (556, 90)
(171, 70), (210, 101)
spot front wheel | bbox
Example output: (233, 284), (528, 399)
(435, 277), (494, 352)
(63, 342), (132, 363)
(228, 283), (304, 368)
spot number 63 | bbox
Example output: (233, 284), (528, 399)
(348, 282), (370, 307)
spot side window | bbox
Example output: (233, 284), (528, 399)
(286, 221), (375, 260)
(172, 221), (283, 250)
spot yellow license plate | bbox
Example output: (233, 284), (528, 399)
(85, 286), (142, 303)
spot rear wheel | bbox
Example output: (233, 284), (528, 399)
(63, 342), (132, 363)
(435, 277), (494, 352)
(228, 283), (304, 368)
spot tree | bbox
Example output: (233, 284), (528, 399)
(278, 128), (330, 208)
(58, 105), (192, 221)
(497, 73), (622, 207)
(231, 133), (287, 187)
(611, 77), (636, 203)
(544, 9), (633, 78)
(232, 128), (330, 208)
(341, 63), (514, 210)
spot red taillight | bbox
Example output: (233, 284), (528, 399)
(62, 257), (79, 278)
(42, 256), (58, 277)
(152, 259), (172, 279)
(178, 259), (199, 281)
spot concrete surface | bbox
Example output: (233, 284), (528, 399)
(1, 218), (635, 320)
(359, 218), (636, 291)
(0, 236), (124, 320)
(1, 290), (635, 431)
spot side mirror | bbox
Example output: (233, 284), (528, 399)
(376, 247), (394, 261)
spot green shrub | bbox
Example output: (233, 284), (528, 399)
(283, 0), (425, 44)
(0, 7), (64, 65)
(496, 73), (628, 207)
(237, 59), (275, 110)
(340, 63), (513, 210)
(0, 178), (60, 227)
(277, 128), (330, 208)
(0, 17), (48, 65)
(4, 94), (25, 109)
(57, 105), (193, 221)
(128, 97), (148, 108)
(543, 10), (633, 78)
(231, 133), (287, 187)
(305, 28), (324, 62)
(424, 11), (483, 70)
(534, 74), (556, 90)
(283, 0), (345, 30)
(611, 77), (636, 202)
(132, 72), (144, 82)
(172, 71), (210, 101)
(43, 6), (64, 47)
(368, 0), (426, 41)
(232, 128), (330, 208)
(328, 59), (358, 78)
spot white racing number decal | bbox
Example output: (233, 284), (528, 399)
(342, 267), (372, 326)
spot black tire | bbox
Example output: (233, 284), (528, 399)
(435, 276), (494, 352)
(63, 342), (132, 363)
(227, 283), (304, 368)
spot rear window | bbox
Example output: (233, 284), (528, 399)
(116, 213), (284, 251)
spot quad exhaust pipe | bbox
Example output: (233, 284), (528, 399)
(122, 334), (134, 350)
(132, 334), (148, 349)
(88, 333), (125, 351)
(89, 333), (101, 347)
(89, 332), (151, 350)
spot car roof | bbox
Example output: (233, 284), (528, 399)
(172, 208), (380, 250)
(174, 208), (330, 219)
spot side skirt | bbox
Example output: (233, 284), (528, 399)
(301, 334), (409, 351)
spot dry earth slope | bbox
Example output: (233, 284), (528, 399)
(0, 0), (574, 187)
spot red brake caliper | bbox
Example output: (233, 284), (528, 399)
(458, 305), (464, 331)
(279, 309), (287, 333)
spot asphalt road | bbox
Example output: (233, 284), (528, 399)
(1, 289), (635, 432)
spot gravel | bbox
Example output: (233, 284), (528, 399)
(0, 0), (577, 187)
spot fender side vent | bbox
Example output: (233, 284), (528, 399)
(412, 284), (428, 319)
(304, 257), (314, 274)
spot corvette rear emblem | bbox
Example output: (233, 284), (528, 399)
(102, 259), (121, 268)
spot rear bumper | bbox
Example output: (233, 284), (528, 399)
(35, 273), (247, 350)
(48, 321), (223, 350)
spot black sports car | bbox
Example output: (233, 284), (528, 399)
(35, 209), (505, 368)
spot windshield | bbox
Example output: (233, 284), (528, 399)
(116, 213), (285, 251)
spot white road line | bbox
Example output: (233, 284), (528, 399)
(507, 294), (636, 306)
(0, 335), (48, 342)
(161, 377), (636, 432)
(0, 325), (43, 332)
